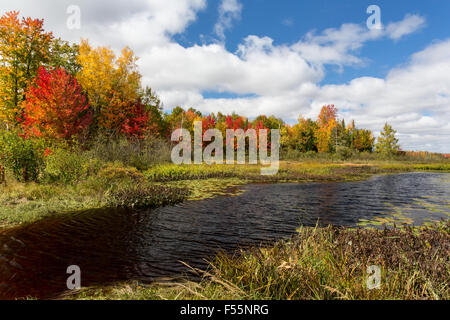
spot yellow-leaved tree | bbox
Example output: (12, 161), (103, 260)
(316, 105), (338, 153)
(0, 11), (53, 127)
(76, 40), (142, 134)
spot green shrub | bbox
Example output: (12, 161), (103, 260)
(336, 146), (353, 160)
(97, 163), (144, 184)
(0, 131), (45, 182)
(43, 147), (87, 184)
(82, 158), (105, 177)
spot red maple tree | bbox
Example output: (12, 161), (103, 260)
(120, 100), (150, 138)
(21, 66), (92, 140)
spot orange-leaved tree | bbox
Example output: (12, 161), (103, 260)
(0, 11), (53, 126)
(21, 66), (92, 140)
(316, 104), (337, 152)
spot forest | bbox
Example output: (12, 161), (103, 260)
(0, 10), (427, 185)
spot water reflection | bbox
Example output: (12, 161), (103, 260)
(0, 172), (448, 299)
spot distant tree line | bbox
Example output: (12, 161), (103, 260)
(0, 11), (401, 157)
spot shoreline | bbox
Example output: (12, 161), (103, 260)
(1, 161), (449, 231)
(64, 221), (449, 301)
(0, 161), (448, 300)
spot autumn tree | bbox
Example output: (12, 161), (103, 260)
(279, 124), (292, 151)
(225, 114), (248, 131)
(76, 39), (116, 114)
(194, 115), (217, 148)
(316, 105), (337, 152)
(375, 122), (400, 155)
(120, 101), (150, 138)
(352, 129), (375, 152)
(254, 115), (283, 130)
(21, 66), (92, 140)
(253, 115), (282, 148)
(165, 107), (203, 136)
(164, 106), (185, 132)
(291, 117), (318, 152)
(0, 11), (53, 125)
(76, 40), (143, 135)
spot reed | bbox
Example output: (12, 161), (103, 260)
(67, 221), (449, 300)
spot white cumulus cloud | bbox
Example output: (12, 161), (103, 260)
(0, 1), (447, 152)
(386, 14), (426, 40)
(214, 0), (242, 41)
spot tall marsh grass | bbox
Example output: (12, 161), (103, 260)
(68, 222), (449, 300)
(87, 135), (172, 170)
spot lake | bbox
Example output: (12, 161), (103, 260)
(0, 172), (448, 299)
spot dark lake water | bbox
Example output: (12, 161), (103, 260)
(0, 172), (449, 299)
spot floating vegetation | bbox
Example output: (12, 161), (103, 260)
(358, 195), (450, 228)
(1, 161), (449, 228)
(163, 178), (248, 201)
(105, 183), (190, 209)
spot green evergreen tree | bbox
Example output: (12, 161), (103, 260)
(375, 122), (400, 155)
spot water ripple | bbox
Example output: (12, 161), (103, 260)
(0, 172), (448, 299)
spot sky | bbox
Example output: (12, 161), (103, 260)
(1, 0), (449, 152)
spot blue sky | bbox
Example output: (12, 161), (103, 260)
(1, 0), (449, 152)
(182, 0), (449, 85)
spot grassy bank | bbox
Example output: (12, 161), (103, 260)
(66, 221), (449, 300)
(1, 160), (449, 229)
(1, 157), (448, 300)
